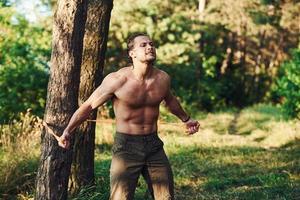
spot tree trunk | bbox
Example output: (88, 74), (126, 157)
(35, 0), (87, 199)
(198, 0), (206, 21)
(69, 0), (113, 194)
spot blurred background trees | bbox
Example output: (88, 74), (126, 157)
(0, 0), (299, 121)
(105, 0), (300, 115)
(0, 2), (51, 123)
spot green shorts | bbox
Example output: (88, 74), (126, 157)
(110, 132), (174, 200)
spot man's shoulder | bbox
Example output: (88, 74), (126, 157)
(106, 67), (131, 77)
(110, 66), (133, 77)
(154, 68), (170, 81)
(103, 69), (127, 86)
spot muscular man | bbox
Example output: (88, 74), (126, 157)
(58, 33), (200, 200)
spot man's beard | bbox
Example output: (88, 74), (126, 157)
(144, 58), (155, 65)
(145, 53), (156, 63)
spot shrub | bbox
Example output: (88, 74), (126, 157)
(0, 65), (48, 123)
(0, 6), (51, 123)
(273, 48), (300, 119)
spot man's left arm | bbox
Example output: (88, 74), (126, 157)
(163, 76), (200, 134)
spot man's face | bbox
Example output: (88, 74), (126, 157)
(130, 36), (156, 63)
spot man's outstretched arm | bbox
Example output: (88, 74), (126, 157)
(163, 76), (200, 134)
(58, 73), (123, 148)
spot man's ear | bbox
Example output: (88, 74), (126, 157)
(129, 50), (135, 58)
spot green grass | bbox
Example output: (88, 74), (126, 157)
(84, 140), (300, 200)
(1, 104), (299, 199)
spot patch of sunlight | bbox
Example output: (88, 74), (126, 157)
(176, 176), (205, 188)
(261, 121), (300, 148)
(201, 113), (233, 135)
(94, 104), (300, 151)
(95, 152), (111, 161)
(95, 124), (115, 145)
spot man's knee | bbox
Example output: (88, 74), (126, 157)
(110, 180), (136, 200)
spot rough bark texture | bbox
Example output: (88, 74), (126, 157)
(35, 0), (87, 199)
(69, 0), (113, 194)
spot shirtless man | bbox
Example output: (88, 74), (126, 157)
(58, 33), (200, 200)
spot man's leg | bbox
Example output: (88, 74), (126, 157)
(142, 148), (174, 200)
(110, 133), (146, 200)
(110, 154), (143, 200)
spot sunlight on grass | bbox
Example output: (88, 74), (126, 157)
(0, 110), (41, 200)
(1, 104), (299, 199)
(91, 104), (300, 199)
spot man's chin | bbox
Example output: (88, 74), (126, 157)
(146, 56), (156, 62)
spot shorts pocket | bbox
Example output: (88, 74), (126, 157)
(151, 138), (164, 152)
(112, 140), (127, 154)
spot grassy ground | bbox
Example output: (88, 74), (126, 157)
(0, 111), (41, 200)
(1, 104), (300, 199)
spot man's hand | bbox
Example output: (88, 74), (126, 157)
(58, 131), (71, 149)
(185, 119), (200, 135)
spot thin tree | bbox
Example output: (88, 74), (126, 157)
(69, 0), (113, 193)
(35, 0), (88, 199)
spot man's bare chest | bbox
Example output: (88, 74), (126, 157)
(115, 80), (167, 107)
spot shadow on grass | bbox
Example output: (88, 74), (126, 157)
(225, 105), (287, 136)
(0, 157), (39, 200)
(3, 139), (299, 200)
(276, 139), (300, 176)
(228, 111), (241, 135)
(79, 139), (300, 200)
(227, 112), (270, 136)
(72, 158), (111, 200)
(168, 140), (300, 200)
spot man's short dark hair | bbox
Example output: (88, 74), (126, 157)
(127, 32), (149, 63)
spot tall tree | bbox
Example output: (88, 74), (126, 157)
(35, 0), (87, 199)
(69, 0), (113, 193)
(201, 0), (300, 105)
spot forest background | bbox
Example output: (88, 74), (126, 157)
(0, 0), (299, 199)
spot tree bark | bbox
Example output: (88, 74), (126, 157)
(35, 0), (87, 199)
(69, 0), (113, 194)
(198, 0), (206, 21)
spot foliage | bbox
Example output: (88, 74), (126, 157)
(0, 0), (10, 7)
(0, 5), (51, 123)
(0, 0), (299, 120)
(273, 48), (300, 119)
(106, 0), (224, 110)
(105, 0), (300, 111)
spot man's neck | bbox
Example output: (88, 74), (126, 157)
(131, 61), (153, 81)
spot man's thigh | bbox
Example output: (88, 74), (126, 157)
(143, 149), (174, 200)
(110, 141), (145, 200)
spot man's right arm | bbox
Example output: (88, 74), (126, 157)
(58, 73), (123, 148)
